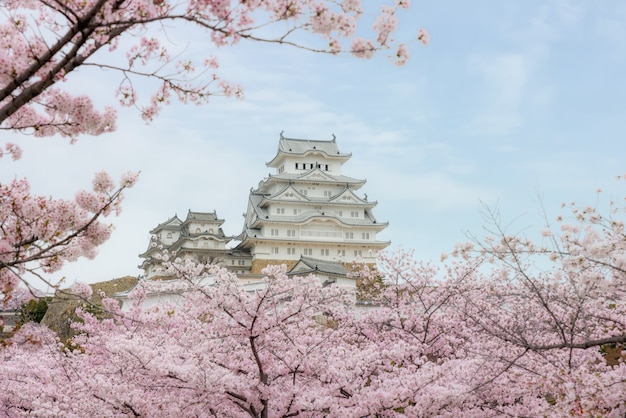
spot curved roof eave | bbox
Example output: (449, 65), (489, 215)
(266, 136), (352, 167)
(149, 214), (183, 234)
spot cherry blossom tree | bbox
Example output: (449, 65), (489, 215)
(0, 0), (425, 137)
(2, 191), (626, 418)
(0, 265), (359, 417)
(442, 181), (626, 416)
(0, 170), (138, 301)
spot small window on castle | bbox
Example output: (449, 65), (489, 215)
(275, 208), (285, 214)
(354, 250), (362, 257)
(325, 164), (329, 171)
(272, 247), (280, 254)
(337, 250), (345, 257)
(195, 228), (201, 233)
(271, 229), (279, 236)
(166, 233), (172, 239)
(295, 163), (299, 169)
(287, 248), (296, 255)
(209, 228), (214, 234)
(345, 232), (353, 240)
(320, 249), (329, 256)
(304, 248), (313, 256)
(362, 232), (370, 240)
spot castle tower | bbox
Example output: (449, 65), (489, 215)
(139, 210), (235, 278)
(235, 134), (389, 273)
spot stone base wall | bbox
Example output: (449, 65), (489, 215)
(250, 259), (298, 274)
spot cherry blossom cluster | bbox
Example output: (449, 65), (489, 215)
(0, 171), (138, 300)
(0, 0), (427, 137)
(2, 185), (626, 418)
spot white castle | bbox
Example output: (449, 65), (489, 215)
(139, 134), (389, 282)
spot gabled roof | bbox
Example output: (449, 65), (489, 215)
(288, 256), (349, 277)
(183, 210), (224, 225)
(330, 188), (374, 205)
(268, 184), (308, 202)
(298, 168), (337, 182)
(149, 215), (183, 234)
(266, 134), (351, 167)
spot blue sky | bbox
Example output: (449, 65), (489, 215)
(2, 1), (626, 287)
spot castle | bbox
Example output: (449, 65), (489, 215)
(139, 134), (389, 281)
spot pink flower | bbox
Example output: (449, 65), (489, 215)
(71, 282), (93, 300)
(418, 28), (431, 46)
(92, 171), (115, 194)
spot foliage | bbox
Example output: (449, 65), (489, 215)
(16, 298), (49, 325)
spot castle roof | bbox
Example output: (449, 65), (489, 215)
(183, 210), (224, 225)
(149, 215), (183, 234)
(266, 134), (351, 167)
(288, 256), (349, 277)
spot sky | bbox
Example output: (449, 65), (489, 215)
(2, 0), (626, 289)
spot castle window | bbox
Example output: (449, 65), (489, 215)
(271, 228), (279, 236)
(351, 211), (359, 218)
(362, 232), (370, 240)
(272, 247), (280, 254)
(320, 249), (329, 256)
(304, 248), (313, 256)
(337, 249), (345, 257)
(287, 229), (296, 237)
(195, 228), (201, 233)
(345, 232), (353, 240)
(325, 164), (329, 171)
(166, 233), (172, 239)
(287, 248), (296, 255)
(209, 228), (214, 234)
(324, 190), (332, 197)
(276, 208), (285, 214)
(354, 250), (362, 257)
(295, 163), (299, 169)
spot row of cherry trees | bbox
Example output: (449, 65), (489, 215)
(2, 189), (625, 416)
